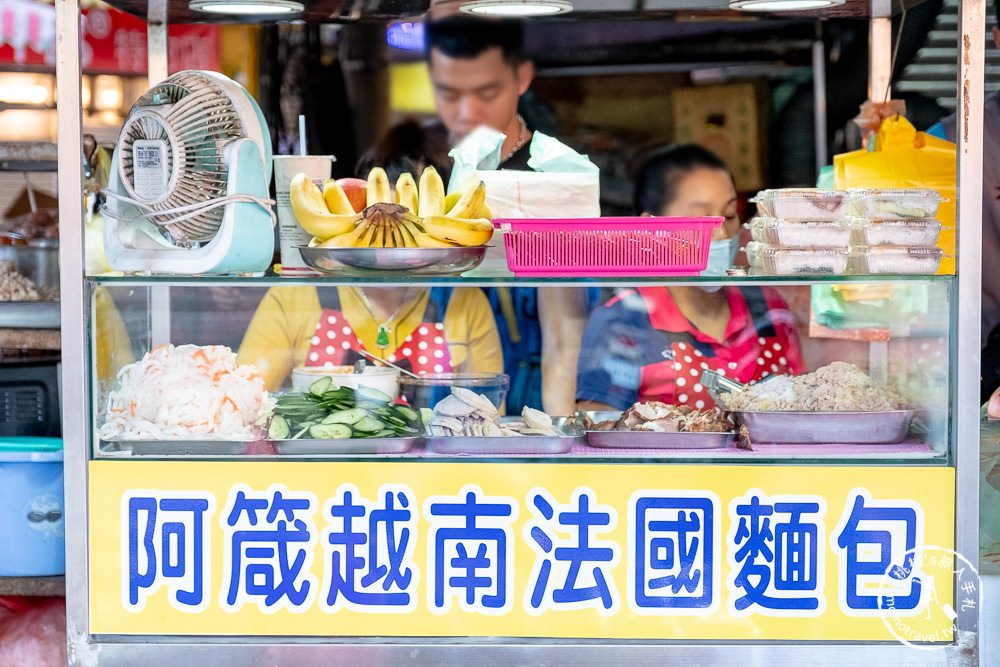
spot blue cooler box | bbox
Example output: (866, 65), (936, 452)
(0, 437), (64, 576)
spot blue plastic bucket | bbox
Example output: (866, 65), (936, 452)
(0, 437), (64, 576)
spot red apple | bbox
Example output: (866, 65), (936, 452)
(338, 178), (368, 213)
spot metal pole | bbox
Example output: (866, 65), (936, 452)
(54, 0), (91, 657)
(811, 27), (828, 174)
(147, 0), (171, 345)
(868, 16), (892, 102)
(955, 0), (985, 643)
(147, 0), (169, 86)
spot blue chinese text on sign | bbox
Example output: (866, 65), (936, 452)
(727, 490), (826, 616)
(124, 491), (215, 613)
(630, 492), (718, 613)
(424, 485), (518, 615)
(220, 484), (318, 613)
(524, 488), (621, 614)
(321, 484), (418, 613)
(832, 489), (925, 615)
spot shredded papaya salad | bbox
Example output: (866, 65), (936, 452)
(100, 344), (273, 440)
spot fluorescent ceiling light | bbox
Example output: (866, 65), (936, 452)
(730, 0), (844, 10)
(460, 0), (573, 16)
(189, 0), (303, 15)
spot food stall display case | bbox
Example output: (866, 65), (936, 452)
(54, 0), (987, 664)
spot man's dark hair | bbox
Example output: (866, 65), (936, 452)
(424, 16), (525, 66)
(632, 144), (731, 216)
(355, 119), (452, 184)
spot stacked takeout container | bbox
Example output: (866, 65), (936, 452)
(845, 189), (945, 275)
(746, 189), (852, 276)
(746, 188), (945, 276)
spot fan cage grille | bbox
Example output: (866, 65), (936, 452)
(118, 72), (248, 246)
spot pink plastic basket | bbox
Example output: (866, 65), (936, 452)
(496, 216), (723, 277)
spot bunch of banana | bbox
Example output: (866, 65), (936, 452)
(289, 166), (494, 249)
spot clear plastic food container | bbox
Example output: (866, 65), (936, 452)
(849, 246), (944, 275)
(848, 189), (943, 219)
(751, 189), (850, 221)
(748, 217), (850, 248)
(746, 242), (850, 276)
(848, 218), (942, 247)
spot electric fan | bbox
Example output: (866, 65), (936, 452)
(103, 70), (275, 274)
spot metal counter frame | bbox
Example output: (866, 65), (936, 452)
(55, 0), (986, 663)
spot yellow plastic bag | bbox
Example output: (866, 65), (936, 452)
(834, 115), (956, 274)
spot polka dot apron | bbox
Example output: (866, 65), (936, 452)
(305, 310), (453, 375)
(636, 287), (794, 410)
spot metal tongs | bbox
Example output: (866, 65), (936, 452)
(357, 349), (420, 379)
(661, 347), (776, 403)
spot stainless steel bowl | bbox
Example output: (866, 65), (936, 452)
(299, 246), (488, 275)
(0, 243), (59, 295)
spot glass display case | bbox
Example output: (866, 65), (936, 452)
(53, 0), (988, 665)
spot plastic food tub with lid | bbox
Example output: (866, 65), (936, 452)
(0, 437), (64, 576)
(748, 217), (850, 248)
(848, 218), (943, 247)
(746, 242), (850, 276)
(751, 189), (850, 221)
(848, 189), (944, 220)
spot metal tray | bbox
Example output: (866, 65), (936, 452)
(102, 439), (250, 456)
(299, 246), (488, 276)
(585, 430), (735, 450)
(273, 437), (420, 455)
(731, 410), (916, 444)
(0, 301), (60, 329)
(426, 434), (578, 455)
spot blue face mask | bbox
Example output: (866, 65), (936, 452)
(699, 236), (740, 292)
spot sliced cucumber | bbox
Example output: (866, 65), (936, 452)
(355, 386), (393, 405)
(393, 405), (419, 423)
(371, 429), (397, 438)
(309, 376), (333, 396)
(352, 416), (385, 433)
(377, 412), (408, 427)
(420, 408), (435, 429)
(268, 415), (290, 440)
(309, 423), (352, 439)
(321, 408), (369, 425)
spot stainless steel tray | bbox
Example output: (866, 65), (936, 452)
(731, 410), (915, 444)
(426, 434), (579, 455)
(299, 246), (488, 276)
(273, 436), (420, 455)
(0, 301), (59, 329)
(585, 430), (735, 450)
(102, 439), (250, 455)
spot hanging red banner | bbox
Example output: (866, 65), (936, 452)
(0, 0), (220, 74)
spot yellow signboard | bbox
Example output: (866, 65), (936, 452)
(89, 461), (955, 640)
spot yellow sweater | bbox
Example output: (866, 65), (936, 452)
(238, 286), (503, 391)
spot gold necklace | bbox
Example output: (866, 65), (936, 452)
(354, 288), (422, 350)
(501, 115), (529, 163)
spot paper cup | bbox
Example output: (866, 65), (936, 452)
(273, 155), (334, 275)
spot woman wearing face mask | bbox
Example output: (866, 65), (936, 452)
(575, 144), (804, 412)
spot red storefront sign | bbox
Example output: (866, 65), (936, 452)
(0, 0), (220, 74)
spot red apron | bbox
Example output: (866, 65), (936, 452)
(305, 309), (453, 375)
(636, 287), (794, 410)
